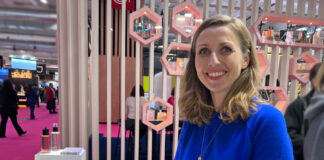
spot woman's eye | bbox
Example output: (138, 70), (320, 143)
(221, 47), (232, 53)
(198, 48), (209, 55)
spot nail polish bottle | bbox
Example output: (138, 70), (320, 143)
(41, 127), (50, 153)
(51, 123), (60, 151)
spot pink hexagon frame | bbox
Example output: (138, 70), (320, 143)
(160, 42), (191, 76)
(256, 50), (269, 79)
(142, 97), (173, 131)
(170, 1), (203, 39)
(129, 6), (162, 46)
(259, 86), (289, 114)
(288, 51), (319, 85)
(249, 13), (324, 49)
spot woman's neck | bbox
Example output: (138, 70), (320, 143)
(211, 91), (227, 112)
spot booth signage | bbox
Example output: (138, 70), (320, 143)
(11, 70), (33, 79)
(112, 0), (134, 11)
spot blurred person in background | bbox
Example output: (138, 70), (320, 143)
(0, 80), (26, 137)
(303, 62), (324, 160)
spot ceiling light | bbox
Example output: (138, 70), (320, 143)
(40, 0), (48, 4)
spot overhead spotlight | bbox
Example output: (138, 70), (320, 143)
(40, 0), (48, 4)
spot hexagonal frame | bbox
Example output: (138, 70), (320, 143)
(160, 42), (191, 76)
(170, 1), (203, 39)
(259, 86), (289, 114)
(129, 6), (162, 46)
(249, 12), (324, 49)
(142, 97), (173, 131)
(289, 51), (319, 85)
(256, 50), (269, 79)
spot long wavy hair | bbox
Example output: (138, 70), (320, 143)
(179, 15), (261, 126)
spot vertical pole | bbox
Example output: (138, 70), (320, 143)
(106, 0), (112, 159)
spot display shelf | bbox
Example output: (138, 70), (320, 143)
(256, 50), (269, 79)
(249, 13), (324, 49)
(259, 86), (289, 113)
(129, 6), (162, 46)
(142, 97), (173, 131)
(288, 51), (319, 85)
(160, 42), (191, 76)
(170, 1), (202, 39)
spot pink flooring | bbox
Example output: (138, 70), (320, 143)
(0, 103), (123, 160)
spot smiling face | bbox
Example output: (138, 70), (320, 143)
(195, 25), (250, 100)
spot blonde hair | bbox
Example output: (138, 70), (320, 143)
(179, 15), (261, 126)
(315, 62), (324, 92)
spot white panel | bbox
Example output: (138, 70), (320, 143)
(204, 0), (210, 19)
(279, 47), (291, 91)
(216, 0), (222, 14)
(228, 0), (235, 17)
(297, 0), (305, 16)
(269, 46), (279, 87)
(57, 0), (69, 148)
(319, 0), (324, 19)
(78, 0), (88, 152)
(120, 1), (126, 159)
(289, 48), (302, 101)
(315, 49), (323, 62)
(106, 0), (112, 159)
(240, 0), (247, 24)
(67, 0), (78, 146)
(307, 0), (316, 17)
(286, 0), (295, 15)
(91, 0), (99, 159)
(275, 0), (283, 14)
(263, 0), (271, 13)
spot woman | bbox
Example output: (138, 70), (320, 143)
(175, 15), (293, 159)
(125, 85), (148, 139)
(26, 84), (38, 119)
(0, 80), (26, 137)
(303, 62), (324, 160)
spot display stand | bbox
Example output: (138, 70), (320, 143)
(129, 6), (162, 46)
(249, 13), (324, 49)
(170, 1), (202, 39)
(259, 86), (289, 113)
(142, 97), (173, 131)
(160, 42), (191, 76)
(288, 51), (319, 85)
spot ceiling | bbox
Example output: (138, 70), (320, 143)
(0, 0), (319, 68)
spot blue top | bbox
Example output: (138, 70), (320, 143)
(175, 103), (294, 160)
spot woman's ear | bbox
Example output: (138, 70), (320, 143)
(242, 51), (250, 69)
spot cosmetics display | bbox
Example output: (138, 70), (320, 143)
(129, 6), (162, 46)
(41, 127), (50, 153)
(51, 123), (60, 151)
(289, 51), (319, 85)
(160, 42), (191, 76)
(142, 97), (173, 131)
(133, 16), (157, 40)
(171, 1), (202, 39)
(259, 87), (289, 113)
(250, 12), (324, 49)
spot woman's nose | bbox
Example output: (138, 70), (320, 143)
(208, 52), (220, 66)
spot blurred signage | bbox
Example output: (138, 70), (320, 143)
(112, 0), (134, 11)
(11, 69), (32, 79)
(36, 64), (46, 75)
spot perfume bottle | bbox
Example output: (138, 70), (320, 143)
(51, 123), (60, 150)
(134, 20), (138, 32)
(41, 127), (50, 153)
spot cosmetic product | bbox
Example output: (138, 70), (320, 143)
(41, 127), (50, 153)
(157, 110), (163, 121)
(134, 20), (138, 32)
(51, 123), (60, 150)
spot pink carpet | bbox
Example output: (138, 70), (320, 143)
(0, 103), (59, 160)
(0, 103), (124, 160)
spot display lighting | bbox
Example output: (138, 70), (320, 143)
(9, 54), (38, 61)
(11, 70), (33, 79)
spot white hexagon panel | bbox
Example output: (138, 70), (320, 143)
(129, 6), (162, 46)
(160, 42), (191, 76)
(142, 97), (173, 132)
(170, 1), (203, 39)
